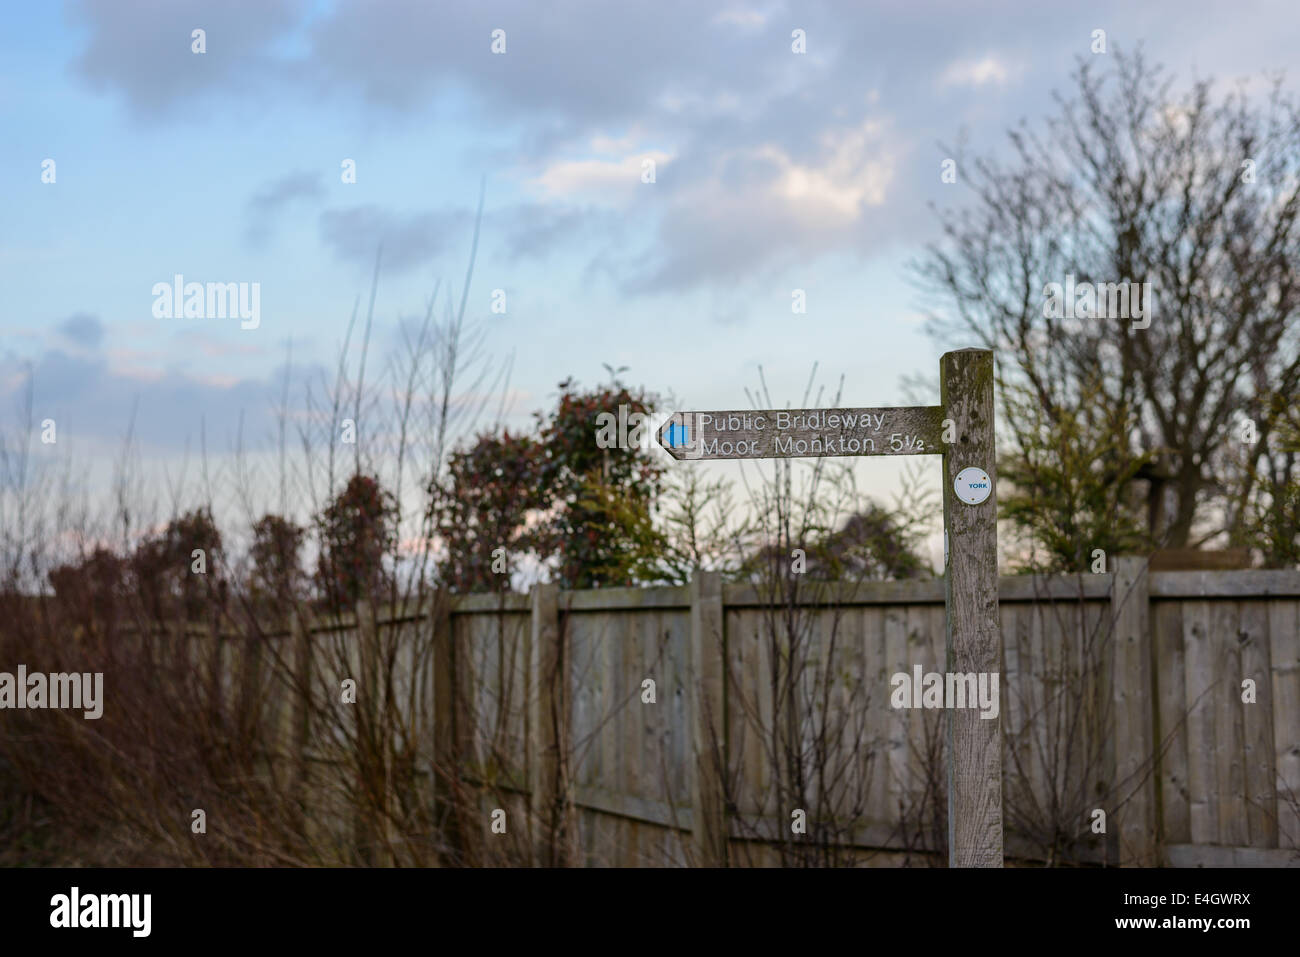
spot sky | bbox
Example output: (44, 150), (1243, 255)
(3, 0), (1297, 563)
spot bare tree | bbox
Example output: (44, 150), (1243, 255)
(914, 48), (1300, 556)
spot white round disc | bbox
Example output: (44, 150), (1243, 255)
(954, 466), (992, 505)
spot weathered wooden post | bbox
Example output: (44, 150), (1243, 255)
(689, 569), (728, 867)
(432, 592), (487, 866)
(940, 348), (1003, 867)
(354, 600), (390, 865)
(1111, 555), (1158, 865)
(528, 582), (575, 866)
(286, 609), (312, 842)
(430, 592), (463, 864)
(655, 345), (1003, 868)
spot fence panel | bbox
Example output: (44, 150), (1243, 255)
(240, 568), (1300, 866)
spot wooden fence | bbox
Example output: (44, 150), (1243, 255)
(276, 560), (1300, 867)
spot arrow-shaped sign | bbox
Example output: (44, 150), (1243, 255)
(655, 406), (946, 460)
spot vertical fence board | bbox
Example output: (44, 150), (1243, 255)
(1111, 557), (1157, 865)
(883, 605), (908, 836)
(1090, 598), (1118, 862)
(1003, 603), (1031, 834)
(859, 606), (886, 838)
(1182, 601), (1216, 844)
(1211, 601), (1248, 847)
(620, 613), (640, 820)
(690, 571), (727, 866)
(528, 583), (573, 866)
(1238, 600), (1276, 848)
(748, 607), (771, 828)
(1153, 600), (1190, 847)
(1269, 601), (1300, 850)
(1001, 601), (1020, 771)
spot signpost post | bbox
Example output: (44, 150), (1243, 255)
(656, 348), (1002, 867)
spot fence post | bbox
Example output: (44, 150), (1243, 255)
(690, 569), (728, 866)
(236, 622), (263, 752)
(430, 596), (452, 860)
(353, 600), (391, 865)
(940, 348), (1003, 867)
(287, 609), (312, 842)
(528, 582), (574, 866)
(206, 619), (225, 725)
(432, 591), (478, 865)
(1111, 555), (1160, 865)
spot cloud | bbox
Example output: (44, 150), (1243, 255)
(317, 200), (618, 272)
(318, 205), (469, 274)
(302, 1), (755, 125)
(60, 0), (1043, 298)
(619, 118), (898, 292)
(0, 345), (294, 454)
(57, 313), (104, 349)
(69, 0), (306, 119)
(711, 6), (770, 29)
(938, 56), (1014, 89)
(64, 0), (1254, 302)
(711, 302), (748, 326)
(493, 204), (618, 261)
(763, 120), (893, 222)
(534, 150), (674, 203)
(0, 340), (325, 455)
(244, 170), (325, 245)
(171, 329), (269, 359)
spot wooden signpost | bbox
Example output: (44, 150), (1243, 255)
(656, 348), (1002, 867)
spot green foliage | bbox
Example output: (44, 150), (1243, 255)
(658, 467), (743, 584)
(811, 504), (930, 580)
(429, 430), (548, 592)
(429, 376), (667, 592)
(314, 474), (396, 609)
(546, 472), (666, 589)
(529, 377), (665, 589)
(741, 504), (930, 583)
(1245, 396), (1300, 568)
(1251, 482), (1300, 567)
(250, 514), (306, 605)
(46, 547), (128, 632)
(729, 452), (936, 587)
(998, 378), (1151, 572)
(130, 507), (224, 620)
